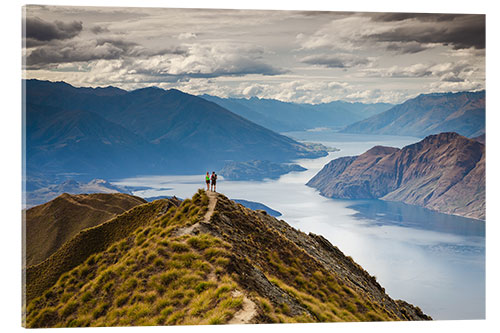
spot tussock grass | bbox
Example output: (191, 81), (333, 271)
(25, 190), (410, 327)
(25, 191), (246, 328)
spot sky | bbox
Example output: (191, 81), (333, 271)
(22, 5), (485, 104)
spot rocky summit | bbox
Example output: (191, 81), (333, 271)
(23, 191), (429, 327)
(307, 132), (485, 220)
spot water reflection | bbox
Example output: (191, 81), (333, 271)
(347, 199), (485, 238)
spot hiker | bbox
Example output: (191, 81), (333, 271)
(211, 171), (217, 192)
(205, 172), (210, 191)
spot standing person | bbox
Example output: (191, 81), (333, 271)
(211, 171), (217, 192)
(205, 172), (210, 191)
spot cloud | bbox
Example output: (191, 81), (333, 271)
(369, 13), (460, 23)
(178, 32), (197, 40)
(25, 36), (189, 69)
(127, 44), (286, 79)
(362, 61), (480, 87)
(385, 41), (430, 54)
(90, 25), (110, 34)
(26, 38), (141, 68)
(368, 15), (485, 50)
(24, 16), (82, 42)
(300, 54), (371, 68)
(23, 7), (485, 104)
(429, 79), (484, 93)
(298, 14), (484, 54)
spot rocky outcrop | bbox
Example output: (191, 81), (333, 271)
(307, 132), (485, 220)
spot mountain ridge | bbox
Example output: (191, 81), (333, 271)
(25, 79), (326, 179)
(307, 132), (485, 220)
(23, 191), (430, 327)
(341, 90), (485, 138)
(201, 94), (393, 132)
(24, 193), (147, 267)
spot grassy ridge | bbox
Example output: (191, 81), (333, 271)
(25, 193), (147, 266)
(210, 196), (402, 322)
(24, 190), (429, 327)
(25, 191), (246, 327)
(24, 198), (179, 305)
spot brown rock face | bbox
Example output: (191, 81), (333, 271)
(307, 132), (485, 220)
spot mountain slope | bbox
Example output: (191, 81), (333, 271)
(307, 132), (485, 219)
(25, 193), (146, 267)
(25, 79), (326, 177)
(24, 191), (429, 327)
(201, 95), (393, 132)
(341, 91), (485, 138)
(26, 102), (159, 178)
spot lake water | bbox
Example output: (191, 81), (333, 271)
(114, 131), (485, 320)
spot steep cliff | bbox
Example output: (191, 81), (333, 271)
(307, 132), (485, 220)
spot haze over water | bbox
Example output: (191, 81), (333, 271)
(115, 131), (485, 320)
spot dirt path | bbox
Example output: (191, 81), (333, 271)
(174, 191), (217, 237)
(176, 191), (258, 323)
(203, 190), (217, 222)
(228, 290), (258, 324)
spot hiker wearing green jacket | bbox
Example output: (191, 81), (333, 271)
(205, 172), (210, 191)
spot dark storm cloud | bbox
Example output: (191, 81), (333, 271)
(385, 42), (430, 54)
(369, 14), (485, 50)
(369, 13), (460, 22)
(300, 54), (370, 68)
(24, 16), (82, 42)
(133, 60), (287, 80)
(26, 38), (140, 68)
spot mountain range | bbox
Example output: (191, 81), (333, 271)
(25, 79), (327, 181)
(201, 94), (393, 132)
(24, 191), (429, 327)
(307, 132), (485, 220)
(341, 91), (485, 138)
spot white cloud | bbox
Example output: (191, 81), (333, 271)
(177, 32), (197, 40)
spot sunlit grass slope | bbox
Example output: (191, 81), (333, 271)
(24, 190), (429, 327)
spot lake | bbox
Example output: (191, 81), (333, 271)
(114, 131), (485, 320)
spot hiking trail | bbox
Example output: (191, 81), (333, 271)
(175, 190), (258, 323)
(203, 190), (217, 222)
(228, 290), (258, 324)
(174, 190), (217, 236)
